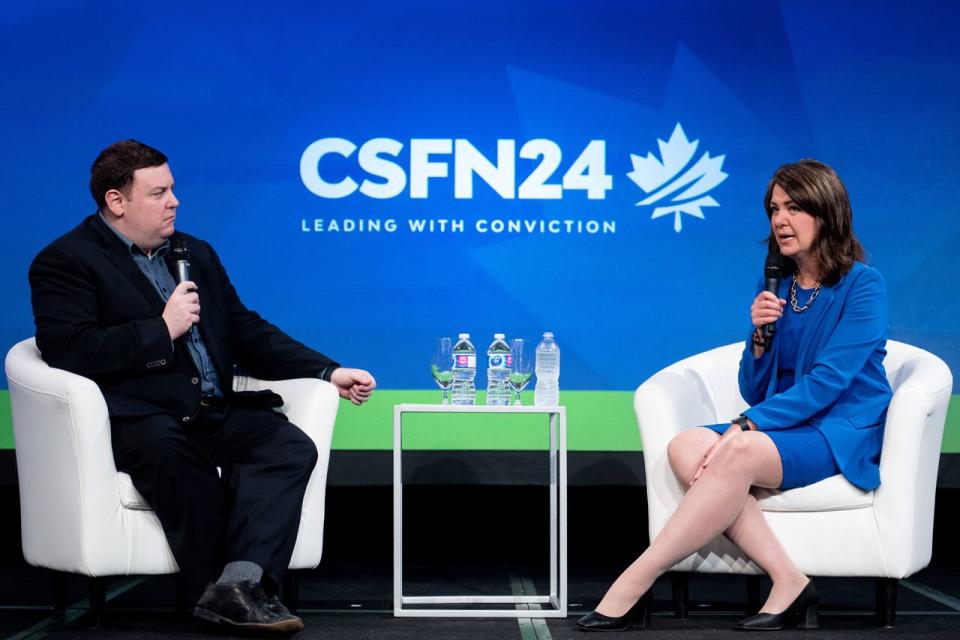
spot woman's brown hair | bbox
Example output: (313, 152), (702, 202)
(764, 160), (865, 286)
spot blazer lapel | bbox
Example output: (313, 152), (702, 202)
(89, 215), (167, 316)
(795, 285), (836, 374)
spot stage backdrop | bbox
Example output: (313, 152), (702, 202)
(1, 1), (957, 452)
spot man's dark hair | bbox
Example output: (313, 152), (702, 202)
(90, 140), (168, 209)
(763, 159), (866, 286)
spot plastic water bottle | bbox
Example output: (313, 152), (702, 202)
(534, 332), (560, 406)
(486, 333), (511, 405)
(451, 333), (477, 405)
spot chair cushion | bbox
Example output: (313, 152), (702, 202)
(117, 472), (151, 510)
(758, 474), (874, 512)
(118, 468), (225, 511)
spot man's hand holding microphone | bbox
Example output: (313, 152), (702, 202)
(163, 280), (200, 340)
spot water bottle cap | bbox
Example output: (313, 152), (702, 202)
(543, 331), (554, 338)
(494, 333), (505, 339)
(459, 333), (470, 339)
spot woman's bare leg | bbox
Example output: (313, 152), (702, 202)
(594, 431), (783, 617)
(657, 428), (807, 614)
(724, 493), (809, 613)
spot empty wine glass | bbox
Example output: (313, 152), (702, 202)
(431, 337), (454, 404)
(509, 338), (532, 405)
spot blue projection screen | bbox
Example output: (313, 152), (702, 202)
(1, 1), (957, 449)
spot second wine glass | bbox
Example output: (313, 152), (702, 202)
(431, 337), (454, 404)
(508, 338), (532, 405)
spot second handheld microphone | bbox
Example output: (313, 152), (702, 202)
(761, 250), (783, 348)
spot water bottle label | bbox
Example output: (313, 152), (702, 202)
(488, 354), (512, 369)
(454, 354), (476, 369)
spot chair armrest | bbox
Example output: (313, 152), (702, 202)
(232, 376), (340, 454)
(873, 350), (953, 575)
(232, 375), (340, 568)
(635, 365), (742, 464)
(5, 338), (122, 572)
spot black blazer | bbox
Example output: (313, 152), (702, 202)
(29, 214), (338, 420)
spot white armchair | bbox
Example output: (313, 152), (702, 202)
(635, 339), (952, 626)
(5, 337), (340, 616)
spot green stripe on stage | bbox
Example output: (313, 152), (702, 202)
(1, 389), (958, 453)
(332, 391), (960, 452)
(0, 391), (10, 449)
(942, 395), (960, 453)
(331, 390), (641, 451)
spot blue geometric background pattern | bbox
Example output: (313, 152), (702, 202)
(0, 1), (957, 393)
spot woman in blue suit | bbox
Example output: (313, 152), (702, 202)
(577, 160), (892, 632)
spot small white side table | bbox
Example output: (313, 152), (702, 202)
(392, 403), (567, 618)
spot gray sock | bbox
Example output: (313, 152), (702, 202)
(216, 561), (263, 586)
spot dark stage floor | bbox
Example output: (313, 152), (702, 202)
(2, 486), (959, 639)
(3, 566), (960, 639)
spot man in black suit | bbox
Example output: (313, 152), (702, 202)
(29, 140), (376, 634)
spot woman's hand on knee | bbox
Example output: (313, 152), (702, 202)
(690, 424), (741, 485)
(669, 428), (721, 486)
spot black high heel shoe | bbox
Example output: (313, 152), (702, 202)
(735, 579), (818, 631)
(575, 592), (652, 632)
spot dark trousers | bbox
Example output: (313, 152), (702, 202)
(110, 404), (319, 603)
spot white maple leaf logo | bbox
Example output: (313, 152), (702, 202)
(627, 123), (728, 232)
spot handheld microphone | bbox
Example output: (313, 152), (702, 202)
(171, 239), (199, 338)
(171, 240), (192, 287)
(761, 250), (783, 348)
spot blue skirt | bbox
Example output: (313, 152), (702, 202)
(701, 423), (840, 490)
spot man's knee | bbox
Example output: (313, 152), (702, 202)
(280, 424), (319, 473)
(301, 434), (319, 472)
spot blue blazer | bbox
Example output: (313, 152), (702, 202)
(739, 261), (892, 491)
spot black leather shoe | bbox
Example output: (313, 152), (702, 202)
(193, 580), (304, 635)
(735, 580), (818, 631)
(266, 594), (297, 617)
(575, 592), (652, 632)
